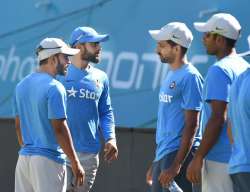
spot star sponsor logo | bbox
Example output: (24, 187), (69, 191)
(66, 86), (99, 100)
(79, 88), (99, 100)
(67, 86), (78, 97)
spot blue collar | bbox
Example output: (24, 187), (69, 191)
(66, 64), (93, 81)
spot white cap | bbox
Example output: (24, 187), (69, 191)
(149, 22), (193, 48)
(37, 38), (80, 61)
(194, 13), (241, 40)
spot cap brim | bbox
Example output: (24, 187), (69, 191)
(238, 50), (250, 57)
(61, 47), (80, 56)
(193, 22), (208, 32)
(94, 34), (109, 42)
(149, 30), (167, 41)
(79, 34), (109, 43)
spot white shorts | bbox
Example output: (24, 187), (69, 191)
(15, 155), (67, 192)
(66, 152), (99, 192)
(202, 159), (233, 192)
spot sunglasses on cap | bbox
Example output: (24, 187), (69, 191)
(35, 45), (62, 56)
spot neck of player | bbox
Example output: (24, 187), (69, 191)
(71, 54), (90, 70)
(216, 48), (236, 60)
(170, 54), (188, 70)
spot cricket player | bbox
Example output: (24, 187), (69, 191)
(61, 27), (118, 192)
(146, 22), (203, 192)
(14, 38), (85, 192)
(186, 13), (249, 192)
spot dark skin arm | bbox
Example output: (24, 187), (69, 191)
(51, 119), (85, 186)
(186, 100), (227, 183)
(159, 110), (200, 186)
(15, 116), (23, 146)
(227, 120), (234, 144)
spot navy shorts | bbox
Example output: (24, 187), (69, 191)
(231, 172), (250, 192)
(151, 149), (200, 192)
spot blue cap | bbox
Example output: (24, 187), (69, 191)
(69, 26), (109, 47)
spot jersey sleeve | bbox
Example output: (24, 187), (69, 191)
(47, 84), (67, 119)
(98, 76), (116, 142)
(205, 66), (231, 103)
(181, 73), (203, 111)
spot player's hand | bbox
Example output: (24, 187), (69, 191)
(146, 165), (153, 186)
(158, 163), (181, 187)
(186, 155), (203, 184)
(104, 139), (118, 163)
(71, 160), (85, 186)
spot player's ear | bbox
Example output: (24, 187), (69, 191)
(174, 45), (180, 55)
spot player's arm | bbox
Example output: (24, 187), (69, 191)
(194, 100), (227, 159)
(176, 73), (203, 164)
(51, 118), (85, 186)
(98, 77), (118, 162)
(194, 67), (229, 158)
(187, 66), (230, 183)
(227, 119), (234, 144)
(159, 110), (200, 186)
(14, 91), (23, 147)
(187, 100), (227, 183)
(174, 110), (200, 166)
(15, 116), (23, 146)
(48, 85), (84, 186)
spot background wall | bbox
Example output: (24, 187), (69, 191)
(1, 0), (250, 127)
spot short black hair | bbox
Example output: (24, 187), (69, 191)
(166, 40), (188, 56)
(39, 58), (49, 66)
(212, 33), (238, 48)
(224, 37), (237, 48)
(225, 30), (240, 48)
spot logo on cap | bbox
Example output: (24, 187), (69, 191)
(215, 26), (224, 31)
(172, 35), (180, 39)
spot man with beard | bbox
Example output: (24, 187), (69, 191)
(146, 22), (203, 192)
(62, 27), (118, 192)
(14, 38), (85, 192)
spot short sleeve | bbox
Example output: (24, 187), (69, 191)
(181, 73), (203, 111)
(47, 84), (67, 119)
(205, 66), (231, 103)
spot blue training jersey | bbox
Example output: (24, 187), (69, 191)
(60, 64), (115, 154)
(14, 72), (67, 164)
(155, 63), (203, 162)
(228, 68), (250, 174)
(200, 54), (249, 163)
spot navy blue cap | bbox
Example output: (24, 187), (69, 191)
(69, 26), (109, 47)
